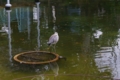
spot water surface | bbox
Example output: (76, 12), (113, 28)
(0, 1), (120, 80)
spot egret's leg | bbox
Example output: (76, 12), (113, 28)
(53, 44), (56, 53)
(49, 45), (56, 53)
(50, 45), (54, 53)
(49, 46), (52, 53)
(49, 45), (54, 53)
(47, 45), (51, 53)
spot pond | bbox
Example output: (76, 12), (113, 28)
(0, 0), (120, 80)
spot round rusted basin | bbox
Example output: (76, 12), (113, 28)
(13, 51), (59, 64)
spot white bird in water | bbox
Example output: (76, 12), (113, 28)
(47, 32), (66, 60)
(1, 26), (9, 33)
(47, 32), (59, 46)
(47, 32), (59, 53)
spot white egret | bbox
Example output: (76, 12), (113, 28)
(47, 32), (66, 60)
(47, 32), (59, 53)
(47, 32), (59, 46)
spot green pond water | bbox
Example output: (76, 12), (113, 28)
(0, 0), (120, 80)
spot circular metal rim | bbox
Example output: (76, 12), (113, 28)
(13, 51), (59, 64)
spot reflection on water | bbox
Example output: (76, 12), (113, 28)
(67, 6), (81, 16)
(6, 9), (12, 63)
(92, 29), (103, 47)
(49, 62), (59, 76)
(1, 1), (120, 80)
(0, 8), (6, 26)
(0, 9), (8, 33)
(36, 2), (40, 50)
(33, 6), (38, 21)
(1, 24), (9, 33)
(95, 29), (120, 79)
(93, 29), (103, 39)
(42, 6), (48, 29)
(52, 5), (57, 32)
(16, 8), (28, 32)
(31, 74), (50, 80)
(27, 7), (30, 40)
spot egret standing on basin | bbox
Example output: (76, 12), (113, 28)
(47, 32), (59, 52)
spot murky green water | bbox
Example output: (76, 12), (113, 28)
(0, 0), (120, 80)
